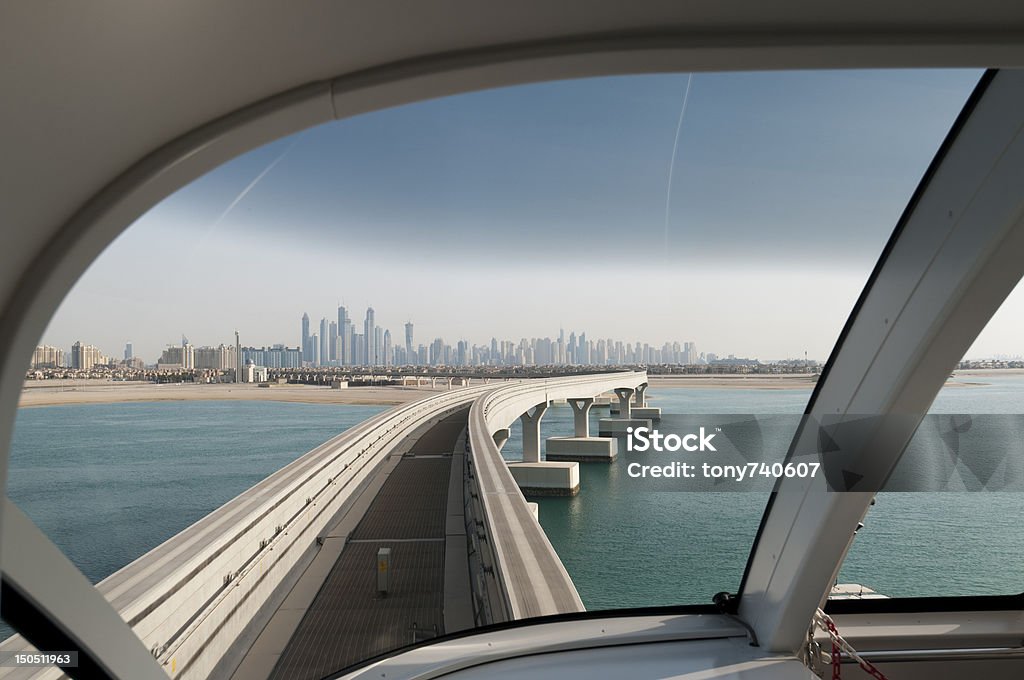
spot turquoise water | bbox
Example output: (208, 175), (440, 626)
(499, 379), (1024, 608)
(4, 380), (1024, 641)
(7, 401), (386, 584)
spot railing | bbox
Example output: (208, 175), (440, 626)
(465, 371), (646, 621)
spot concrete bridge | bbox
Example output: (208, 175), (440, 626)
(0, 371), (647, 680)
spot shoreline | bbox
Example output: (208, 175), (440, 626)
(18, 382), (446, 409)
(21, 368), (1015, 408)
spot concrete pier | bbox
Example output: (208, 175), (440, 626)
(598, 417), (653, 436)
(507, 462), (580, 496)
(544, 396), (618, 461)
(546, 436), (617, 461)
(631, 406), (662, 420)
(492, 428), (511, 451)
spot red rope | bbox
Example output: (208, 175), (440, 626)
(823, 616), (889, 680)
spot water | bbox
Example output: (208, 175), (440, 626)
(4, 379), (1024, 641)
(2, 401), (385, 639)
(499, 379), (1024, 607)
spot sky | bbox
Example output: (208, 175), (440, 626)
(41, 67), (1013, 363)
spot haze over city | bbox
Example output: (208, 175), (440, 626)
(37, 68), (1021, 363)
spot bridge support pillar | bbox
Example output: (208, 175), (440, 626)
(446, 377), (453, 390)
(634, 383), (648, 407)
(568, 398), (594, 437)
(613, 387), (634, 420)
(520, 402), (549, 463)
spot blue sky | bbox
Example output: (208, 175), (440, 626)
(45, 68), (1001, 362)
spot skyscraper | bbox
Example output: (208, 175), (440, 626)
(235, 330), (242, 382)
(404, 322), (414, 366)
(364, 307), (376, 366)
(311, 333), (320, 367)
(338, 305), (352, 365)
(383, 329), (392, 367)
(320, 317), (329, 366)
(70, 341), (103, 371)
(301, 313), (311, 363)
(328, 321), (338, 363)
(123, 342), (133, 361)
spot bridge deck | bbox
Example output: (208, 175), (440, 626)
(266, 411), (469, 680)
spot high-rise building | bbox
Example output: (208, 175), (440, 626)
(683, 341), (697, 365)
(311, 333), (320, 367)
(31, 345), (65, 369)
(404, 322), (414, 366)
(353, 333), (365, 366)
(181, 336), (195, 370)
(328, 321), (338, 363)
(338, 306), (352, 366)
(123, 342), (133, 361)
(195, 344), (238, 370)
(240, 345), (301, 368)
(383, 329), (392, 367)
(319, 317), (329, 366)
(374, 326), (383, 367)
(235, 331), (242, 382)
(301, 313), (311, 363)
(70, 341), (104, 370)
(364, 307), (376, 366)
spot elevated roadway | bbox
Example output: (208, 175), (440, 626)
(1, 371), (646, 679)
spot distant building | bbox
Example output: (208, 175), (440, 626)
(158, 345), (185, 370)
(301, 313), (311, 364)
(405, 322), (414, 365)
(241, 359), (268, 384)
(70, 341), (103, 370)
(364, 307), (376, 366)
(338, 306), (352, 365)
(194, 344), (237, 370)
(319, 317), (330, 366)
(31, 345), (65, 369)
(328, 321), (338, 363)
(123, 342), (133, 361)
(240, 345), (301, 369)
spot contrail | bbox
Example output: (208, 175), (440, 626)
(663, 74), (694, 254)
(209, 140), (296, 231)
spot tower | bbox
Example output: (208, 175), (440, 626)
(320, 317), (329, 366)
(338, 305), (352, 365)
(364, 307), (376, 366)
(235, 330), (242, 383)
(301, 313), (311, 363)
(404, 322), (414, 366)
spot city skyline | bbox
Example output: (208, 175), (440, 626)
(32, 292), (1024, 373)
(35, 69), (1021, 363)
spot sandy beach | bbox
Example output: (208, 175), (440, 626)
(22, 369), (1012, 408)
(19, 381), (448, 408)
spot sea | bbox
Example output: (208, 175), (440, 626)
(4, 377), (1024, 640)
